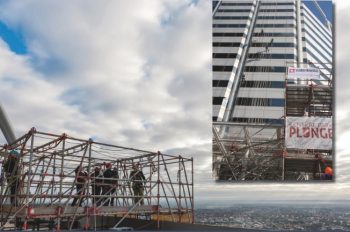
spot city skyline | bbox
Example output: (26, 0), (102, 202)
(0, 0), (349, 207)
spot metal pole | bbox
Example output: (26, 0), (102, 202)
(57, 135), (66, 232)
(24, 130), (35, 230)
(191, 158), (194, 223)
(178, 156), (182, 223)
(0, 103), (16, 144)
(157, 151), (160, 229)
(296, 0), (303, 68)
(85, 139), (93, 230)
(222, 0), (260, 122)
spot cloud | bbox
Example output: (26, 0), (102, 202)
(0, 0), (211, 149)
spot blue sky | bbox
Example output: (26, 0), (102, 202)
(0, 1), (334, 56)
(303, 0), (333, 23)
(0, 21), (26, 54)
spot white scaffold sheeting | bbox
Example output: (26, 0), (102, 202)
(287, 67), (320, 80)
(285, 117), (332, 150)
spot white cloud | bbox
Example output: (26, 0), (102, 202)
(0, 0), (211, 149)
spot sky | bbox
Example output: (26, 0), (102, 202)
(303, 0), (333, 23)
(0, 0), (347, 208)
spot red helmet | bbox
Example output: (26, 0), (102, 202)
(106, 163), (112, 168)
(325, 166), (333, 175)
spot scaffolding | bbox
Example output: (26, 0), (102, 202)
(283, 62), (333, 180)
(0, 128), (194, 230)
(213, 122), (284, 181)
(213, 62), (333, 181)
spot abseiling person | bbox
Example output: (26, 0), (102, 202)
(129, 163), (146, 205)
(3, 150), (20, 206)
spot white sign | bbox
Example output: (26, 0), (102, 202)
(285, 117), (332, 150)
(287, 67), (320, 80)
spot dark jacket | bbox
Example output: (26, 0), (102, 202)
(3, 156), (19, 175)
(91, 170), (103, 186)
(104, 168), (118, 185)
(130, 169), (145, 187)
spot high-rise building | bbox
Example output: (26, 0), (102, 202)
(212, 0), (333, 181)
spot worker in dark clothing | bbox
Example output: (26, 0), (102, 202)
(110, 167), (119, 206)
(102, 163), (114, 206)
(71, 165), (87, 207)
(3, 150), (20, 206)
(130, 163), (146, 205)
(91, 166), (103, 206)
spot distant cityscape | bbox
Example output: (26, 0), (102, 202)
(195, 204), (350, 231)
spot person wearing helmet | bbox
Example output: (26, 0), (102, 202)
(129, 163), (146, 205)
(91, 166), (103, 206)
(3, 150), (20, 206)
(321, 166), (333, 180)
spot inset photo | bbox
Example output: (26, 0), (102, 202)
(212, 0), (333, 181)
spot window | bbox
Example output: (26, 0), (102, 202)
(213, 97), (225, 105)
(221, 2), (253, 6)
(253, 32), (296, 37)
(248, 53), (296, 59)
(259, 9), (294, 12)
(244, 66), (286, 73)
(213, 53), (237, 59)
(240, 81), (285, 88)
(213, 80), (229, 87)
(213, 24), (247, 28)
(231, 117), (284, 125)
(303, 32), (332, 59)
(213, 32), (245, 37)
(251, 42), (296, 48)
(257, 16), (295, 20)
(236, 97), (284, 106)
(213, 24), (295, 28)
(302, 12), (332, 43)
(213, 66), (234, 72)
(214, 16), (250, 20)
(217, 9), (251, 12)
(301, 28), (332, 53)
(261, 2), (294, 6)
(255, 24), (295, 28)
(213, 42), (242, 47)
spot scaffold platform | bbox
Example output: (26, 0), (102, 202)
(285, 80), (332, 117)
(0, 128), (194, 230)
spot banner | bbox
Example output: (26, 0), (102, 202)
(285, 117), (332, 150)
(287, 67), (320, 80)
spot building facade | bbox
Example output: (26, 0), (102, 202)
(212, 0), (333, 181)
